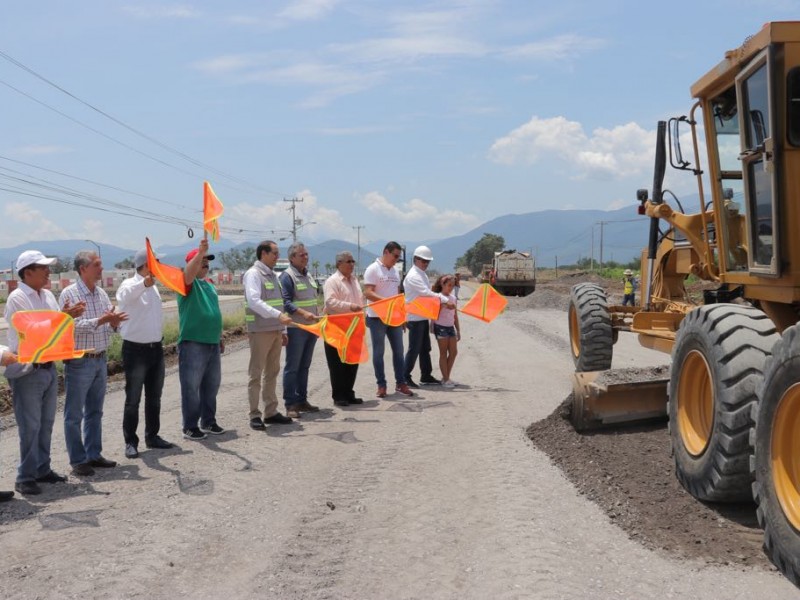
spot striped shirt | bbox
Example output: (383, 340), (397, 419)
(59, 279), (114, 352)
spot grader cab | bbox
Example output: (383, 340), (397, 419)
(567, 22), (800, 585)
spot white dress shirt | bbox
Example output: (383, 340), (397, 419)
(116, 272), (163, 343)
(402, 265), (448, 322)
(243, 262), (284, 320)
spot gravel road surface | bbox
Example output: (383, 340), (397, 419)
(0, 301), (796, 599)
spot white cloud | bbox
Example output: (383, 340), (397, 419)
(3, 201), (69, 242)
(13, 145), (73, 156)
(314, 125), (395, 136)
(121, 4), (200, 19)
(488, 116), (654, 179)
(360, 192), (479, 231)
(278, 0), (339, 21)
(502, 34), (607, 61)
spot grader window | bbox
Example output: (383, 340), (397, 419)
(788, 67), (800, 146)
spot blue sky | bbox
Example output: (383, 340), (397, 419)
(1, 1), (797, 252)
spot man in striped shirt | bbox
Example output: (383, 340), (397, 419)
(59, 250), (128, 477)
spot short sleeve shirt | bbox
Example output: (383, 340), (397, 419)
(363, 259), (401, 318)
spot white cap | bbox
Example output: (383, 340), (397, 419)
(623, 269), (633, 276)
(133, 249), (148, 269)
(413, 245), (433, 261)
(16, 250), (57, 272)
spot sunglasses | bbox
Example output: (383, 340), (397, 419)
(417, 258), (430, 264)
(343, 259), (356, 264)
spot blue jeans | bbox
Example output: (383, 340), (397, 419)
(179, 341), (221, 430)
(404, 320), (433, 382)
(64, 356), (108, 466)
(367, 317), (405, 387)
(10, 366), (58, 483)
(283, 328), (317, 407)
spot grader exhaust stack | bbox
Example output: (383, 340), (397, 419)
(571, 371), (669, 432)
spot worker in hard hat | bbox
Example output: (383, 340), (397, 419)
(622, 269), (637, 306)
(402, 245), (456, 387)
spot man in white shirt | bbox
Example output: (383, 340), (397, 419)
(362, 241), (413, 398)
(4, 250), (84, 496)
(243, 240), (293, 430)
(116, 249), (173, 459)
(403, 245), (455, 387)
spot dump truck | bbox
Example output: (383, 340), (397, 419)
(567, 22), (800, 586)
(482, 250), (536, 296)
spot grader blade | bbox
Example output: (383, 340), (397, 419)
(571, 371), (669, 431)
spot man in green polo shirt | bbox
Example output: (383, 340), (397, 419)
(178, 239), (225, 441)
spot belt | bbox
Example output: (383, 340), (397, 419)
(32, 362), (54, 370)
(123, 340), (162, 348)
(82, 351), (107, 359)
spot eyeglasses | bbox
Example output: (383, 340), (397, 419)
(295, 252), (309, 258)
(417, 258), (430, 264)
(390, 253), (402, 259)
(343, 259), (356, 264)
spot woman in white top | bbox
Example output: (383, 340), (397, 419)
(431, 275), (460, 388)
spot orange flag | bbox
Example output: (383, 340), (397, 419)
(406, 296), (441, 320)
(367, 294), (406, 326)
(11, 310), (86, 363)
(296, 312), (369, 364)
(203, 181), (224, 241)
(146, 238), (187, 296)
(459, 283), (507, 323)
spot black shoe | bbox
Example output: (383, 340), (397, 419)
(406, 379), (420, 389)
(0, 491), (13, 502)
(420, 376), (441, 385)
(249, 417), (266, 431)
(14, 481), (41, 496)
(264, 413), (293, 425)
(200, 423), (225, 435)
(35, 471), (67, 484)
(349, 397), (364, 404)
(183, 428), (207, 441)
(145, 436), (174, 449)
(72, 463), (95, 476)
(125, 444), (139, 459)
(88, 456), (117, 468)
(333, 399), (350, 407)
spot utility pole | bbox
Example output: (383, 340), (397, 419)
(352, 225), (365, 275)
(284, 197), (304, 242)
(591, 226), (595, 271)
(597, 220), (608, 270)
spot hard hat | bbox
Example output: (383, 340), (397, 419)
(623, 269), (633, 276)
(413, 245), (434, 261)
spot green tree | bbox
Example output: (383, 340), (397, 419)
(115, 256), (135, 269)
(324, 262), (332, 275)
(456, 233), (505, 276)
(219, 247), (256, 273)
(51, 255), (74, 274)
(311, 259), (320, 277)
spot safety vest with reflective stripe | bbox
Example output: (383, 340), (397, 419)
(244, 263), (285, 333)
(281, 266), (320, 324)
(623, 279), (634, 295)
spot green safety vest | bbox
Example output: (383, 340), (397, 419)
(282, 266), (320, 324)
(244, 263), (285, 333)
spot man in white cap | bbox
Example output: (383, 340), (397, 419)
(402, 245), (455, 388)
(4, 251), (84, 495)
(116, 249), (173, 459)
(60, 250), (128, 477)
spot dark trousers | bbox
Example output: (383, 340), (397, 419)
(324, 342), (359, 403)
(622, 294), (636, 306)
(122, 341), (165, 447)
(404, 320), (433, 381)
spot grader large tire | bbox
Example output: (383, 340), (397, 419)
(752, 324), (800, 586)
(568, 283), (612, 372)
(668, 304), (778, 502)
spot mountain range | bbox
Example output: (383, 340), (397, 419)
(0, 205), (656, 273)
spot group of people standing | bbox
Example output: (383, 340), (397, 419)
(0, 239), (463, 501)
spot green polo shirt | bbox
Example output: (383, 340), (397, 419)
(177, 279), (222, 344)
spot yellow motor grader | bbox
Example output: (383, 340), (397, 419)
(567, 22), (800, 585)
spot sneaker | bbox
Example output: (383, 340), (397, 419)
(200, 423), (225, 435)
(264, 413), (293, 425)
(71, 463), (95, 477)
(249, 417), (266, 431)
(448, 379), (459, 386)
(420, 376), (441, 386)
(297, 402), (320, 412)
(395, 383), (414, 396)
(14, 481), (41, 496)
(406, 379), (420, 389)
(35, 471), (67, 484)
(183, 428), (207, 441)
(286, 407), (302, 419)
(377, 386), (387, 398)
(442, 380), (456, 388)
(125, 444), (139, 459)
